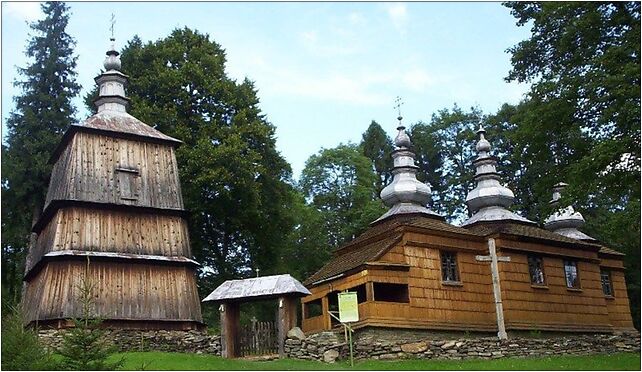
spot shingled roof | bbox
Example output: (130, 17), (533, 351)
(304, 234), (403, 286)
(465, 221), (602, 250)
(305, 214), (483, 286)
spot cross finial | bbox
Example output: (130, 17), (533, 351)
(109, 13), (116, 39)
(255, 268), (260, 278)
(394, 96), (404, 123)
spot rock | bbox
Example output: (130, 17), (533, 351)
(323, 349), (339, 363)
(288, 327), (306, 341)
(441, 341), (457, 349)
(379, 353), (397, 360)
(401, 341), (428, 354)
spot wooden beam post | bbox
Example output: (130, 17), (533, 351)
(366, 282), (374, 302)
(277, 296), (298, 358)
(220, 302), (239, 358)
(321, 296), (330, 330)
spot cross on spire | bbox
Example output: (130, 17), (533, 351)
(394, 96), (404, 124)
(109, 13), (116, 39)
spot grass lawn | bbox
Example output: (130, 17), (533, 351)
(110, 352), (641, 370)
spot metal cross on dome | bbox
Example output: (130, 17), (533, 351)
(394, 96), (404, 122)
(110, 13), (116, 39)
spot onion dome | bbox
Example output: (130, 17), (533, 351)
(461, 126), (534, 226)
(544, 182), (596, 241)
(374, 116), (440, 223)
(94, 37), (130, 113)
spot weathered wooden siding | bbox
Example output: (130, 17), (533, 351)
(604, 270), (635, 330)
(404, 243), (496, 330)
(22, 260), (202, 325)
(45, 132), (183, 210)
(28, 207), (191, 272)
(497, 247), (612, 332)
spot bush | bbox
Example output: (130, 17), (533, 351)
(1, 306), (56, 370)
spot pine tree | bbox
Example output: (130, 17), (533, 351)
(58, 259), (124, 371)
(1, 2), (80, 308)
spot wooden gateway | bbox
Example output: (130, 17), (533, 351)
(301, 121), (635, 336)
(21, 39), (203, 330)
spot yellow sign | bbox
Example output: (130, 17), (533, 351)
(338, 292), (359, 323)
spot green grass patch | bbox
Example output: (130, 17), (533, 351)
(108, 352), (641, 370)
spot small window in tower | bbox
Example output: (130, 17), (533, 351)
(563, 260), (580, 289)
(601, 270), (614, 297)
(440, 251), (460, 283)
(115, 167), (140, 201)
(528, 255), (546, 285)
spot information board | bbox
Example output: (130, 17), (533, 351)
(338, 292), (359, 323)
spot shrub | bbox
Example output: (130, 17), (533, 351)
(1, 306), (56, 370)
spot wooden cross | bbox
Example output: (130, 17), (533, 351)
(475, 238), (510, 340)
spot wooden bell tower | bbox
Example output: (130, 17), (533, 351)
(21, 38), (203, 330)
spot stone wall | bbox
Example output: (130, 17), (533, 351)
(284, 328), (640, 363)
(38, 329), (221, 355)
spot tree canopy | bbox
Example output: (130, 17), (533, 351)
(1, 2), (80, 308)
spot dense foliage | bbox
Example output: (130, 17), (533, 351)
(1, 1), (80, 311)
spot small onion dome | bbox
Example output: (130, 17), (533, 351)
(103, 38), (121, 71)
(544, 182), (595, 241)
(475, 125), (491, 153)
(394, 122), (413, 148)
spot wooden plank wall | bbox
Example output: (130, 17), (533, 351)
(301, 233), (496, 333)
(604, 270), (635, 330)
(45, 132), (184, 210)
(22, 260), (202, 324)
(497, 245), (613, 332)
(29, 207), (191, 272)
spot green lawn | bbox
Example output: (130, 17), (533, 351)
(110, 352), (641, 370)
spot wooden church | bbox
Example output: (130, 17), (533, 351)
(22, 39), (203, 330)
(301, 119), (635, 336)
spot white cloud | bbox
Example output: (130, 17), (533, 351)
(4, 2), (42, 22)
(299, 29), (359, 57)
(402, 68), (435, 92)
(348, 12), (366, 26)
(385, 3), (408, 34)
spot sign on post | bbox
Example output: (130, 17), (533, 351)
(338, 292), (359, 323)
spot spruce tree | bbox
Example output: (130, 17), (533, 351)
(1, 2), (80, 307)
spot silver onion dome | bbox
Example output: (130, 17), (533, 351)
(103, 38), (122, 71)
(544, 182), (595, 241)
(374, 117), (439, 223)
(461, 125), (534, 226)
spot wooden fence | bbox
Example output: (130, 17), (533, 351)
(238, 320), (277, 356)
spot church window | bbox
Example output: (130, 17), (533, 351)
(440, 251), (459, 283)
(115, 167), (140, 200)
(527, 255), (546, 285)
(563, 260), (580, 289)
(601, 270), (614, 297)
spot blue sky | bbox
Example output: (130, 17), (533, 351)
(2, 1), (531, 179)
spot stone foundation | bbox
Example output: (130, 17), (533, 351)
(285, 329), (641, 362)
(38, 329), (221, 355)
